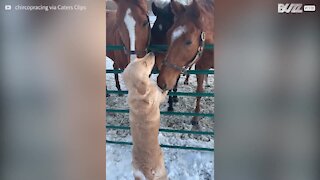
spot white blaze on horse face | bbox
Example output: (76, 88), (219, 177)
(171, 26), (186, 43)
(124, 8), (136, 52)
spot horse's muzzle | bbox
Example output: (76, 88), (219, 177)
(157, 78), (167, 91)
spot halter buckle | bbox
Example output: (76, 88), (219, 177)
(201, 32), (206, 41)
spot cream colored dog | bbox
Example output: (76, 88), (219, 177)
(123, 52), (168, 180)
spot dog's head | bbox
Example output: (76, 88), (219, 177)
(123, 52), (155, 95)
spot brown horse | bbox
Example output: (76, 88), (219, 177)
(157, 0), (214, 129)
(151, 1), (211, 111)
(106, 0), (151, 93)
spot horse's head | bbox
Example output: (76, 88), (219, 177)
(114, 0), (151, 58)
(151, 2), (175, 70)
(157, 0), (207, 90)
(151, 2), (174, 44)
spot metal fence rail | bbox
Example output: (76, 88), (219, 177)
(107, 90), (214, 97)
(106, 140), (214, 152)
(106, 69), (214, 74)
(106, 109), (214, 117)
(107, 125), (214, 135)
(106, 44), (214, 151)
(106, 44), (214, 53)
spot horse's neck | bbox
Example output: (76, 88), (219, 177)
(112, 9), (130, 49)
(115, 11), (124, 24)
(204, 30), (214, 44)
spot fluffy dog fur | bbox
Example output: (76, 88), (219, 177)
(123, 53), (168, 180)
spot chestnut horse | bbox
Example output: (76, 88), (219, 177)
(151, 1), (210, 112)
(106, 0), (151, 94)
(157, 0), (214, 129)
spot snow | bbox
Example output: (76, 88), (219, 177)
(154, 0), (194, 8)
(154, 0), (170, 8)
(106, 14), (214, 180)
(150, 16), (157, 27)
(175, 0), (194, 6)
(106, 133), (214, 180)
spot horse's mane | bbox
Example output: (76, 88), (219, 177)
(200, 0), (214, 12)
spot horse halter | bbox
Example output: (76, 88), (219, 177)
(163, 32), (206, 75)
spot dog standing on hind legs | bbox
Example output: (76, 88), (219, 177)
(123, 52), (168, 180)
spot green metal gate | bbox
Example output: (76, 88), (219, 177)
(106, 44), (214, 152)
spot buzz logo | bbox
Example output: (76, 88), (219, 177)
(278, 3), (303, 13)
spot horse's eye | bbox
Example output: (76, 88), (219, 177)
(185, 40), (192, 45)
(143, 20), (149, 27)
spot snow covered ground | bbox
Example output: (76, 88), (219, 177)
(106, 15), (214, 180)
(107, 135), (214, 180)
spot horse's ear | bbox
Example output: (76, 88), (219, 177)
(190, 0), (201, 19)
(171, 0), (185, 16)
(165, 3), (174, 16)
(133, 0), (145, 5)
(152, 2), (159, 16)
